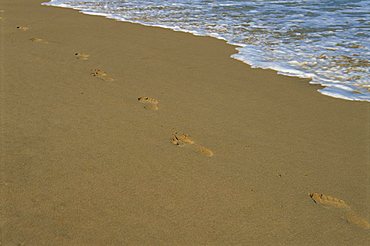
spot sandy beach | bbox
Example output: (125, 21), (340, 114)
(1, 0), (370, 245)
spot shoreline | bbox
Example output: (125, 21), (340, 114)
(2, 0), (370, 245)
(42, 0), (370, 103)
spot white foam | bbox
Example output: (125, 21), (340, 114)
(319, 87), (370, 102)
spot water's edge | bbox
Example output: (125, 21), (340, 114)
(42, 1), (369, 103)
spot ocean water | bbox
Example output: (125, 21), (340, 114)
(43, 0), (370, 102)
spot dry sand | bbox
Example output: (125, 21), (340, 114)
(1, 0), (370, 245)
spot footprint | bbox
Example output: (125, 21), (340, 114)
(171, 132), (194, 146)
(171, 132), (213, 157)
(345, 211), (370, 230)
(75, 52), (89, 60)
(196, 145), (214, 157)
(309, 192), (350, 209)
(91, 69), (114, 81)
(30, 37), (48, 44)
(17, 26), (29, 31)
(138, 96), (159, 111)
(309, 192), (370, 230)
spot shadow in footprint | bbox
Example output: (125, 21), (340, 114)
(309, 193), (350, 209)
(75, 52), (89, 60)
(309, 192), (370, 230)
(91, 69), (114, 81)
(171, 132), (214, 157)
(171, 133), (194, 146)
(138, 96), (159, 111)
(17, 26), (29, 31)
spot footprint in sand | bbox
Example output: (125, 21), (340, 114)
(196, 145), (214, 157)
(17, 26), (29, 31)
(309, 192), (350, 209)
(91, 69), (114, 81)
(171, 132), (214, 157)
(171, 133), (195, 146)
(309, 192), (370, 230)
(345, 210), (370, 230)
(138, 96), (159, 111)
(30, 37), (48, 44)
(75, 52), (89, 61)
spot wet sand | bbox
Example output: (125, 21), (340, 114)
(1, 0), (370, 245)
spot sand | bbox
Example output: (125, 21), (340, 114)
(1, 0), (370, 245)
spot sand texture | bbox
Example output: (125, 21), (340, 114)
(1, 0), (370, 245)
